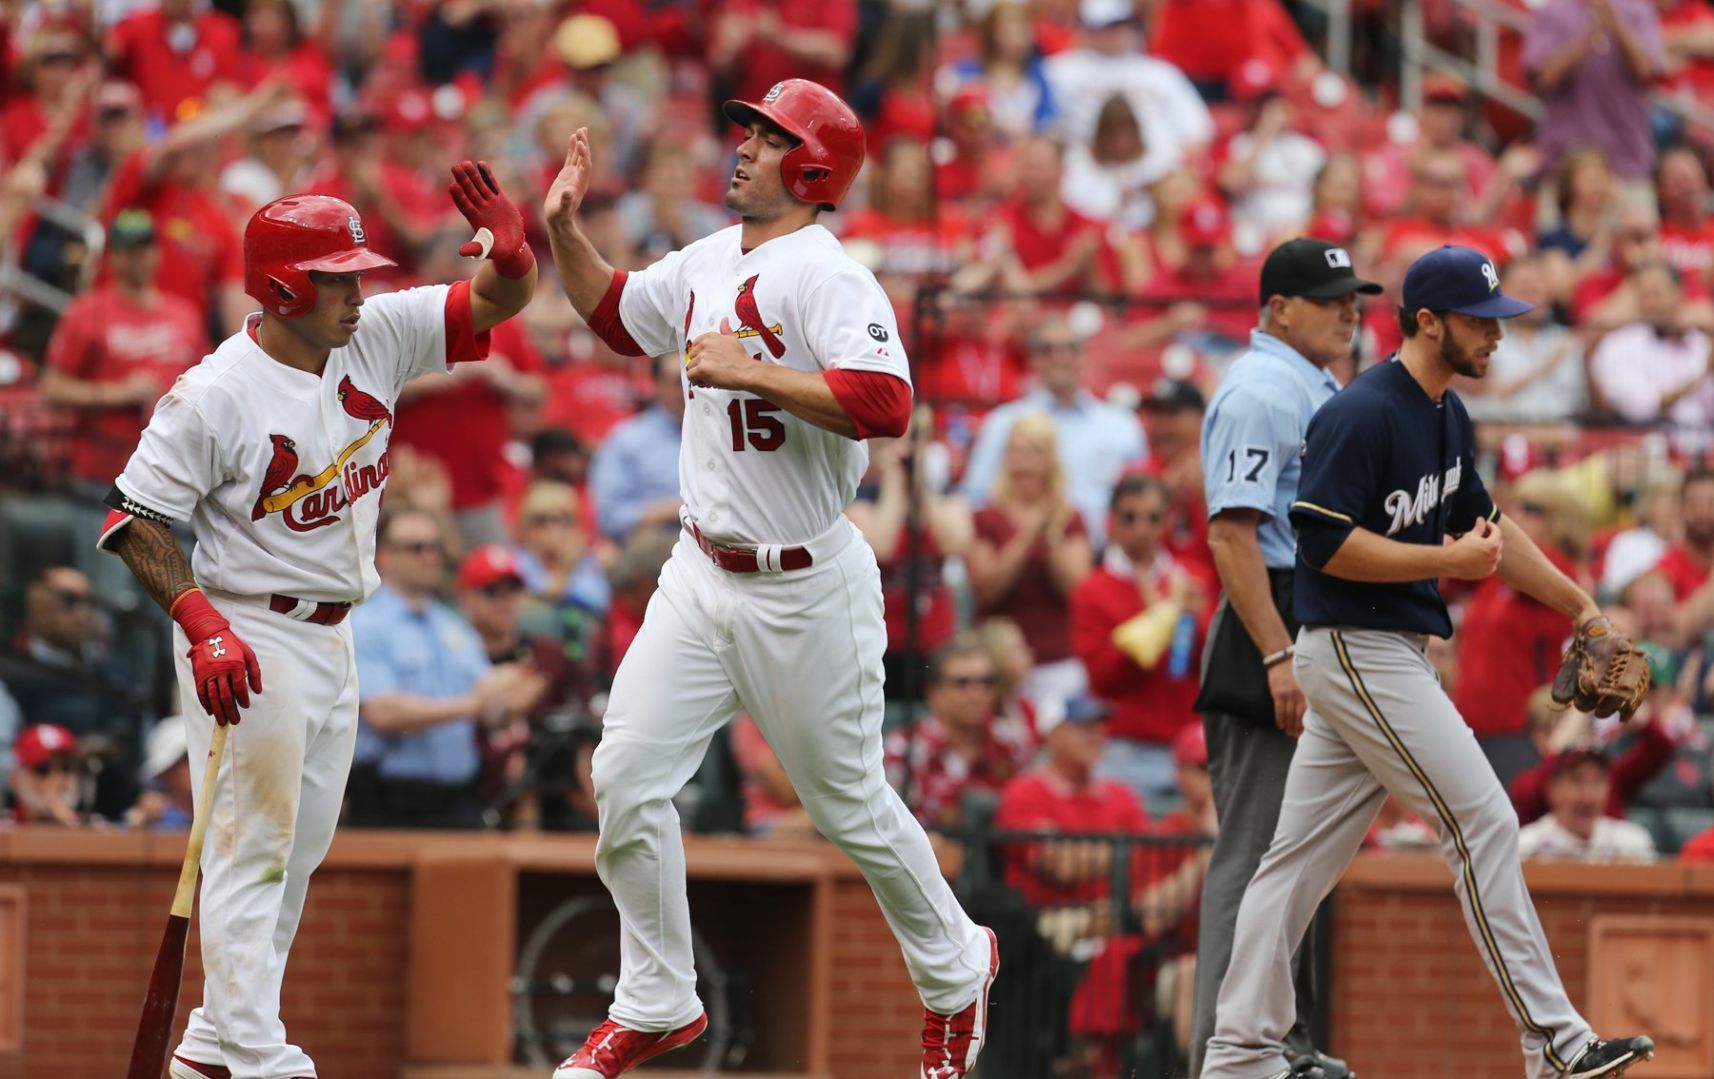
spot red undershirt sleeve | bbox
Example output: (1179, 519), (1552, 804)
(588, 270), (646, 356)
(823, 368), (912, 440)
(443, 280), (493, 366)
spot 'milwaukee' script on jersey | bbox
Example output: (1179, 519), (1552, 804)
(1384, 458), (1461, 537)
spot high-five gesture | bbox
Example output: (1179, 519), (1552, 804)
(448, 159), (531, 278)
(546, 127), (594, 228)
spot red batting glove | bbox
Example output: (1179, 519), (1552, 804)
(448, 159), (534, 279)
(172, 589), (264, 726)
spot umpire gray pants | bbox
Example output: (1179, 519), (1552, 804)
(1188, 710), (1320, 1079)
(1202, 628), (1594, 1079)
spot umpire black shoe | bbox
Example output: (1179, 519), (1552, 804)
(1284, 1048), (1356, 1079)
(1564, 1035), (1655, 1078)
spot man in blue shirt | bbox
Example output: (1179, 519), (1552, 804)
(959, 314), (1147, 543)
(1191, 238), (1380, 1079)
(349, 509), (542, 829)
(1205, 248), (1655, 1079)
(589, 353), (686, 542)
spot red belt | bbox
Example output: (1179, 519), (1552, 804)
(691, 524), (813, 574)
(269, 593), (354, 626)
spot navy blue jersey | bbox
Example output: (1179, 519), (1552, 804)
(1289, 357), (1498, 637)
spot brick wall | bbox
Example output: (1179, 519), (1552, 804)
(0, 858), (408, 1079)
(825, 873), (923, 1077)
(1329, 854), (1714, 1079)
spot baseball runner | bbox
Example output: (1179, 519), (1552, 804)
(542, 78), (999, 1079)
(99, 165), (536, 1078)
(1202, 246), (1654, 1079)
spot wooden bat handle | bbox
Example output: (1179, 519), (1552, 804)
(170, 723), (229, 920)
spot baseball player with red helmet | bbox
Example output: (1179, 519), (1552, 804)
(542, 79), (999, 1079)
(98, 163), (535, 1079)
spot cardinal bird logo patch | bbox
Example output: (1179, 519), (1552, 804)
(733, 275), (786, 358)
(252, 378), (393, 531)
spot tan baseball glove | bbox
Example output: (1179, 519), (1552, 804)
(1550, 616), (1651, 720)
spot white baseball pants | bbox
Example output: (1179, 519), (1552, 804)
(591, 521), (992, 1029)
(171, 592), (358, 1079)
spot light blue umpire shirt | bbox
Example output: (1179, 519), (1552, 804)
(351, 583), (490, 785)
(960, 388), (1148, 545)
(1200, 329), (1342, 569)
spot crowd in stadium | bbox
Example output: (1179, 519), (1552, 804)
(4, 0), (1714, 890)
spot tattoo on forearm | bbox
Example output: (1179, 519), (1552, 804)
(113, 519), (198, 615)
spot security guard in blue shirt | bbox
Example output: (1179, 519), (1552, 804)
(1191, 238), (1378, 1079)
(1204, 247), (1655, 1079)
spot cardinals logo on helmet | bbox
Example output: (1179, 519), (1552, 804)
(252, 378), (393, 531)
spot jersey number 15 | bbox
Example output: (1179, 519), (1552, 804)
(728, 399), (786, 452)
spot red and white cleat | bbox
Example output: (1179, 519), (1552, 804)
(920, 927), (1000, 1079)
(552, 1012), (709, 1078)
(169, 1058), (230, 1079)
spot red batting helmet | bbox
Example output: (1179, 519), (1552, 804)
(722, 79), (865, 211)
(244, 195), (397, 317)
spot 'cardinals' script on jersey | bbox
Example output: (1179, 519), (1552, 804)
(619, 223), (910, 546)
(104, 282), (485, 601)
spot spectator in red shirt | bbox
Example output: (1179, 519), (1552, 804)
(934, 83), (1013, 213)
(1453, 469), (1593, 784)
(1361, 75), (1500, 223)
(884, 637), (1038, 831)
(966, 413), (1096, 706)
(106, 0), (244, 125)
(237, 0), (334, 126)
(1137, 378), (1213, 582)
(993, 695), (1150, 908)
(1652, 466), (1714, 600)
(394, 232), (548, 550)
(6, 723), (85, 827)
(710, 0), (858, 105)
(1661, 0), (1714, 101)
(1568, 202), (1714, 328)
(593, 527), (677, 685)
(1657, 144), (1714, 288)
(730, 714), (818, 839)
(1148, 0), (1315, 100)
(1072, 474), (1214, 808)
(841, 136), (973, 324)
(1130, 196), (1258, 362)
(848, 10), (937, 152)
(302, 110), (443, 289)
(37, 210), (207, 489)
(986, 135), (1113, 294)
(217, 100), (315, 220)
(1508, 683), (1677, 826)
(1373, 148), (1520, 267)
(0, 19), (94, 170)
(100, 82), (288, 335)
(846, 409), (975, 701)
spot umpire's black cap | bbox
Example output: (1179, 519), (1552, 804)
(1258, 238), (1382, 306)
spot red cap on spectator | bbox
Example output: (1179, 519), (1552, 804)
(1423, 73), (1468, 105)
(1496, 432), (1540, 483)
(15, 724), (76, 769)
(384, 89), (433, 133)
(1232, 59), (1278, 102)
(946, 83), (991, 127)
(458, 545), (525, 591)
(1179, 197), (1230, 246)
(1173, 722), (1208, 768)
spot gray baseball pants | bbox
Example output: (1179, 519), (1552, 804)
(1202, 627), (1594, 1079)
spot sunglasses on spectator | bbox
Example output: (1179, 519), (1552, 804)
(946, 674), (998, 689)
(1030, 340), (1078, 355)
(49, 588), (93, 608)
(37, 50), (83, 66)
(481, 580), (523, 598)
(390, 539), (441, 555)
(1115, 509), (1166, 525)
(1517, 501), (1547, 516)
(526, 512), (578, 527)
(30, 758), (73, 777)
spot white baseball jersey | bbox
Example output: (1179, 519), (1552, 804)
(103, 282), (482, 602)
(619, 222), (909, 546)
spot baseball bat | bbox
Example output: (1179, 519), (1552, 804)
(126, 722), (228, 1079)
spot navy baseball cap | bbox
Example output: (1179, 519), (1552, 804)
(1402, 245), (1534, 319)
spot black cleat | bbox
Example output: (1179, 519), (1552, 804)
(1276, 1050), (1357, 1079)
(1565, 1035), (1655, 1078)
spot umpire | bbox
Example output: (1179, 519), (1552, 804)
(1188, 239), (1380, 1079)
